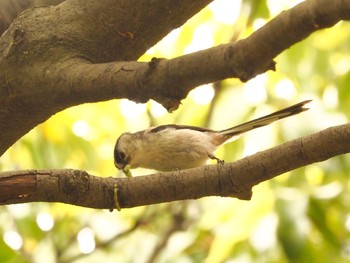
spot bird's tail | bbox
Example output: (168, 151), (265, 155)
(219, 100), (311, 138)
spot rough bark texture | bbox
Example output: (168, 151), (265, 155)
(0, 0), (63, 34)
(1, 124), (349, 209)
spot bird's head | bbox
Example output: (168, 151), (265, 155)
(114, 132), (134, 171)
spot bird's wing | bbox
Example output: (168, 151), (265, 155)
(149, 124), (214, 133)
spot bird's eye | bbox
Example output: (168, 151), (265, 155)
(118, 151), (126, 161)
(114, 149), (127, 165)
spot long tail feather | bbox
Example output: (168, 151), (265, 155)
(219, 100), (311, 138)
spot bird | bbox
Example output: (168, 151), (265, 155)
(114, 100), (311, 175)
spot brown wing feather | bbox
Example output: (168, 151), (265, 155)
(149, 124), (214, 133)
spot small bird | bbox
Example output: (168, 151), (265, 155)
(114, 100), (311, 175)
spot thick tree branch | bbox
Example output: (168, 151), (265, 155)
(0, 0), (212, 155)
(1, 124), (349, 209)
(0, 0), (349, 156)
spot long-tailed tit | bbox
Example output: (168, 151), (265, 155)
(114, 100), (310, 175)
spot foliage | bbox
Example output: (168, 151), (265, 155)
(1, 0), (350, 262)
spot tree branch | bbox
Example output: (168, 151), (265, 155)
(0, 0), (349, 155)
(1, 124), (349, 209)
(0, 0), (212, 155)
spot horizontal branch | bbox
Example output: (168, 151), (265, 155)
(1, 123), (349, 209)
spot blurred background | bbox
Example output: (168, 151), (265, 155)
(1, 0), (350, 262)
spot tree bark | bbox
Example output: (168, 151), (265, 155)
(0, 0), (63, 34)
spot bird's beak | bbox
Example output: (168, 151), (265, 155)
(114, 160), (125, 170)
(122, 164), (132, 177)
(114, 161), (132, 177)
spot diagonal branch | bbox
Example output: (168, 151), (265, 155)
(1, 124), (349, 209)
